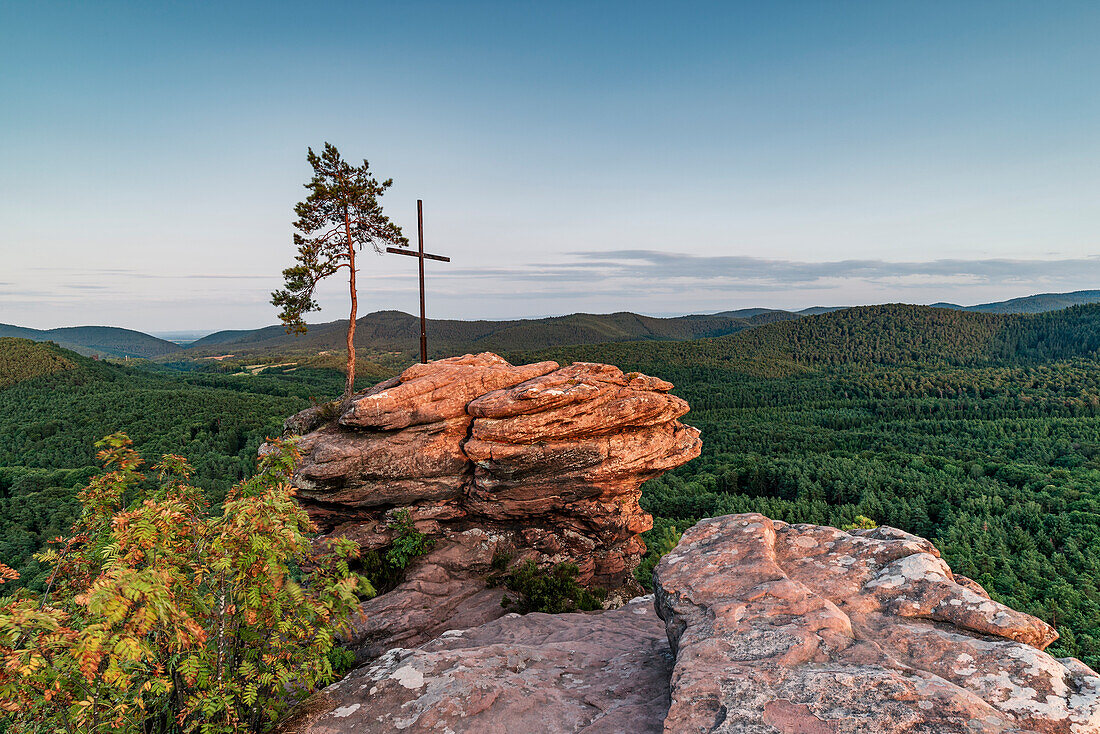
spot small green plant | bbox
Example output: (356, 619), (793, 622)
(325, 646), (357, 678)
(842, 515), (879, 531)
(490, 548), (514, 572)
(500, 561), (605, 614)
(384, 509), (432, 569)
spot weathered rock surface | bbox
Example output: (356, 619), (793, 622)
(287, 514), (1100, 733)
(284, 353), (701, 655)
(280, 595), (671, 734)
(340, 354), (558, 431)
(655, 513), (1100, 733)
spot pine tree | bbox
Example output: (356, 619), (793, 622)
(272, 143), (407, 398)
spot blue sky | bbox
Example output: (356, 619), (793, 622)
(2, 1), (1099, 331)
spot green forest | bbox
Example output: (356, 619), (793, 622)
(524, 303), (1100, 669)
(3, 302), (1100, 671)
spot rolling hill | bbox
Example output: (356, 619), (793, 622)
(933, 289), (1100, 314)
(6, 288), (1097, 364)
(712, 291), (1100, 323)
(181, 310), (770, 359)
(0, 324), (181, 359)
(517, 302), (1100, 377)
(0, 338), (77, 388)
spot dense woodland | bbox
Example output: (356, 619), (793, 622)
(3, 303), (1100, 672)
(524, 303), (1100, 670)
(0, 338), (76, 388)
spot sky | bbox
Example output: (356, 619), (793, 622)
(2, 1), (1099, 332)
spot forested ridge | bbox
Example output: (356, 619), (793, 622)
(936, 289), (1100, 314)
(525, 303), (1100, 376)
(3, 303), (1100, 670)
(182, 309), (773, 359)
(0, 324), (180, 359)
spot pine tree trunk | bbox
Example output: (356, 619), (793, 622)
(344, 212), (357, 398)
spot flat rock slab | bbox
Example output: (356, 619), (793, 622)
(281, 595), (672, 734)
(654, 513), (1100, 734)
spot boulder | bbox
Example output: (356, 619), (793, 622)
(654, 513), (1100, 733)
(339, 354), (558, 430)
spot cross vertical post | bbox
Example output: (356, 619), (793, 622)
(417, 200), (426, 363)
(386, 199), (450, 364)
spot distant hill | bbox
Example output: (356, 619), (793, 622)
(520, 302), (1100, 378)
(711, 308), (788, 319)
(797, 306), (849, 316)
(9, 288), (1096, 362)
(0, 338), (77, 388)
(0, 324), (180, 359)
(182, 310), (766, 359)
(712, 291), (1100, 322)
(711, 306), (846, 319)
(933, 290), (1100, 314)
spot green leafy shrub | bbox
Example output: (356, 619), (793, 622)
(500, 561), (604, 614)
(384, 509), (432, 569)
(0, 433), (371, 733)
(354, 510), (434, 596)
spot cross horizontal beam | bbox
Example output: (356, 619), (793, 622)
(386, 246), (450, 263)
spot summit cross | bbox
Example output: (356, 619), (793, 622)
(386, 199), (450, 364)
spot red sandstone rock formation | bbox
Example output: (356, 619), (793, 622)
(284, 353), (701, 656)
(655, 514), (1100, 733)
(284, 514), (1100, 733)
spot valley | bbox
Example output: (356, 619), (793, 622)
(2, 301), (1099, 672)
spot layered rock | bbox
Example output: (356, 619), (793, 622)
(284, 353), (701, 656)
(287, 514), (1100, 733)
(654, 514), (1100, 733)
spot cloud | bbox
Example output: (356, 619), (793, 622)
(556, 251), (1100, 287)
(26, 266), (273, 280)
(9, 250), (1100, 328)
(349, 250), (1100, 301)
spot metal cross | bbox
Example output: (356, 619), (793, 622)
(386, 199), (450, 364)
